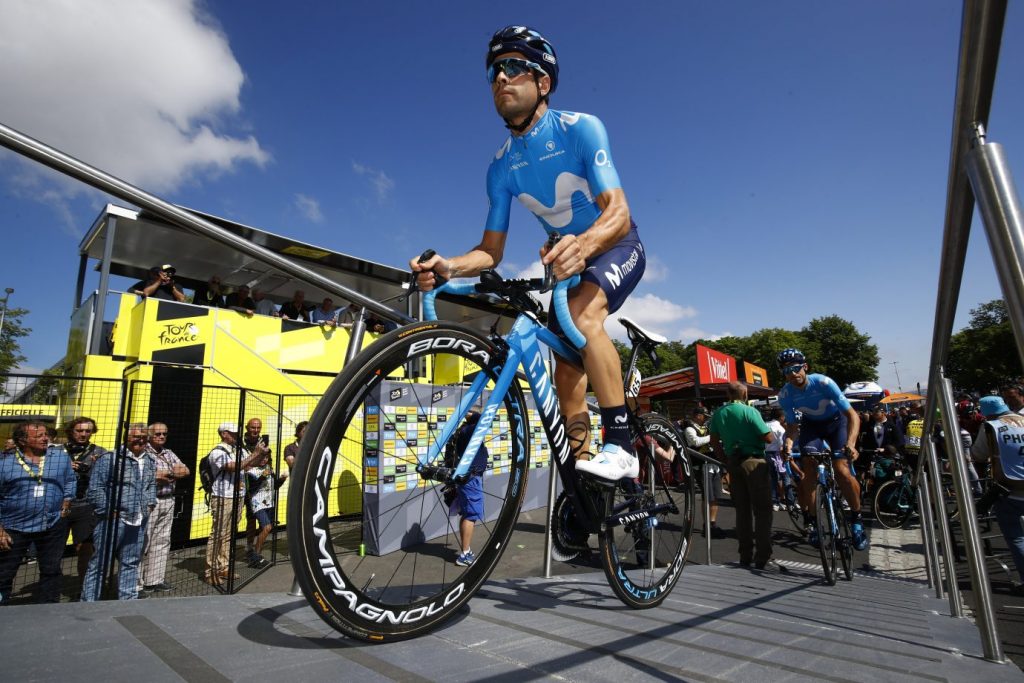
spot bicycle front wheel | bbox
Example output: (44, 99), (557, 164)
(288, 322), (530, 642)
(599, 414), (694, 609)
(815, 484), (838, 585)
(786, 484), (806, 535)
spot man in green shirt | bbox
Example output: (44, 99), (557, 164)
(709, 381), (778, 571)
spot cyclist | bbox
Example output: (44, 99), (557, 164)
(411, 26), (646, 481)
(776, 348), (868, 551)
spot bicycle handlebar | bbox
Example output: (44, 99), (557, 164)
(422, 274), (587, 349)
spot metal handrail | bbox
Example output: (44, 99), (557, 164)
(913, 0), (1011, 663)
(0, 122), (415, 328)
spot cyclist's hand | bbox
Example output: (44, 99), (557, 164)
(409, 252), (451, 292)
(844, 445), (859, 462)
(541, 234), (586, 281)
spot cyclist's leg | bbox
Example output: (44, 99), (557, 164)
(553, 361), (592, 460)
(833, 458), (862, 513)
(560, 281), (639, 479)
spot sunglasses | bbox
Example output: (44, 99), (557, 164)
(151, 431), (168, 436)
(487, 58), (542, 84)
(782, 364), (805, 376)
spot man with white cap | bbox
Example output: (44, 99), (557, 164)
(131, 264), (186, 302)
(204, 422), (261, 586)
(971, 395), (1024, 594)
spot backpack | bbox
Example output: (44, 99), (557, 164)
(198, 446), (231, 499)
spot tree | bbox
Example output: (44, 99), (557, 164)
(947, 299), (1022, 393)
(743, 328), (810, 389)
(800, 315), (878, 390)
(0, 307), (30, 377)
(614, 339), (687, 380)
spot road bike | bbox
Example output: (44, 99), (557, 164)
(803, 444), (853, 585)
(873, 452), (917, 529)
(287, 266), (695, 641)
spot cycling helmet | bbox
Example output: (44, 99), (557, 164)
(776, 348), (806, 368)
(486, 25), (559, 94)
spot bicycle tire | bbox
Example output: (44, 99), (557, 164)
(816, 484), (838, 585)
(873, 480), (914, 530)
(288, 322), (530, 642)
(598, 413), (694, 609)
(837, 503), (853, 581)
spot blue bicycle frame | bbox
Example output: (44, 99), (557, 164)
(418, 277), (585, 484)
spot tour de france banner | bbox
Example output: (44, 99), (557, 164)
(696, 343), (737, 385)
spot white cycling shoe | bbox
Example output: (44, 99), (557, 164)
(575, 443), (639, 481)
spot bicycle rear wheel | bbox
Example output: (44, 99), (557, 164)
(815, 484), (838, 585)
(873, 480), (913, 529)
(288, 322), (530, 642)
(599, 414), (694, 608)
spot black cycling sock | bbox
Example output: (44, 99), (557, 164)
(804, 511), (815, 525)
(600, 405), (633, 453)
(849, 510), (863, 524)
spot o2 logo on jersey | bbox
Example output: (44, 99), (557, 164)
(594, 149), (610, 167)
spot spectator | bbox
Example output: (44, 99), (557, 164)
(0, 421), (75, 605)
(192, 275), (227, 308)
(205, 423), (260, 585)
(1000, 382), (1024, 415)
(81, 423), (156, 601)
(862, 407), (904, 492)
(683, 407), (725, 538)
(131, 264), (186, 302)
(338, 302), (361, 326)
(138, 422), (189, 595)
(252, 288), (278, 317)
(310, 297), (340, 328)
(903, 407), (925, 471)
(278, 290), (311, 322)
(971, 396), (1024, 595)
(451, 411), (489, 566)
(225, 284), (257, 314)
(765, 408), (792, 510)
(62, 417), (109, 594)
(709, 382), (778, 572)
(284, 421), (308, 470)
(241, 419), (271, 561)
(2, 438), (14, 454)
(244, 448), (286, 568)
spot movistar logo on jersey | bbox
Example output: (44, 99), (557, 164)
(604, 247), (640, 289)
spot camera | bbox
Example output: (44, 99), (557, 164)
(260, 434), (269, 447)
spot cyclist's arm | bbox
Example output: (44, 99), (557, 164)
(844, 406), (860, 460)
(411, 230), (508, 291)
(782, 421), (799, 456)
(542, 188), (631, 281)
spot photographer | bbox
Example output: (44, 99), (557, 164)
(971, 396), (1024, 595)
(244, 445), (286, 568)
(62, 417), (109, 595)
(131, 264), (186, 302)
(241, 419), (273, 566)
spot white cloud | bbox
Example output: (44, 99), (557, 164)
(352, 161), (395, 202)
(294, 193), (324, 223)
(642, 255), (670, 283)
(0, 0), (269, 201)
(677, 327), (729, 344)
(608, 293), (697, 341)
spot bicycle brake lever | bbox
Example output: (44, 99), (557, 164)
(415, 249), (447, 290)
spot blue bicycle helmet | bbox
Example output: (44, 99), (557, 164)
(486, 25), (559, 94)
(777, 348), (806, 368)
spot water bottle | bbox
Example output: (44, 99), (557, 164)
(817, 463), (826, 486)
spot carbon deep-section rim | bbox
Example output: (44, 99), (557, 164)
(599, 413), (694, 609)
(288, 322), (529, 641)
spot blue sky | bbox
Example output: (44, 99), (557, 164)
(1, 1), (1022, 394)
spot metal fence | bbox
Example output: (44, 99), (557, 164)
(0, 373), (320, 604)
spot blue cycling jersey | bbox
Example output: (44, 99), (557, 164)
(485, 109), (621, 236)
(778, 373), (852, 424)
